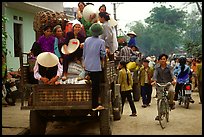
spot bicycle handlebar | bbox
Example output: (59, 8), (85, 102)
(156, 82), (172, 87)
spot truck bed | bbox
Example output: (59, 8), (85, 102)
(21, 83), (92, 110)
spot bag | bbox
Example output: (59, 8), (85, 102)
(68, 62), (84, 75)
(112, 26), (118, 53)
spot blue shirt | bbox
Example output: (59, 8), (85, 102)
(173, 64), (190, 84)
(128, 37), (137, 47)
(83, 37), (106, 72)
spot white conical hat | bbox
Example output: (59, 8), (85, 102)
(36, 52), (59, 67)
(127, 31), (137, 37)
(61, 39), (80, 54)
(82, 4), (98, 23)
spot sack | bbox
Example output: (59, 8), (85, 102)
(68, 62), (84, 75)
(112, 26), (118, 53)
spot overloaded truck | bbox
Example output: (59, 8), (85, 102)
(20, 11), (122, 135)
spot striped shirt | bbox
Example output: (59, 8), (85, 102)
(119, 46), (134, 63)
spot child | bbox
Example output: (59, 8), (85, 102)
(82, 23), (106, 110)
(118, 61), (137, 116)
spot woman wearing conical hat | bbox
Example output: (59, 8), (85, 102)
(33, 52), (63, 85)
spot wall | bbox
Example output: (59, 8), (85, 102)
(5, 7), (36, 71)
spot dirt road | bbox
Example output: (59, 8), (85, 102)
(46, 91), (202, 135)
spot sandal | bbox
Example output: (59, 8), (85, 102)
(129, 113), (137, 117)
(62, 76), (67, 81)
(92, 105), (105, 111)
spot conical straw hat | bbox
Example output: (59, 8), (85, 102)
(82, 4), (98, 23)
(36, 52), (59, 67)
(127, 31), (137, 37)
(61, 39), (80, 54)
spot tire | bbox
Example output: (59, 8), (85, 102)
(113, 95), (122, 121)
(165, 100), (170, 122)
(30, 110), (47, 135)
(184, 97), (190, 109)
(158, 99), (168, 129)
(99, 90), (112, 135)
(5, 91), (16, 105)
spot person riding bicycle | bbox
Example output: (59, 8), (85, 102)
(173, 56), (194, 103)
(151, 54), (177, 120)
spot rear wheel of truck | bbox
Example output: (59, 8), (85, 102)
(30, 110), (47, 135)
(99, 90), (112, 135)
(113, 95), (122, 121)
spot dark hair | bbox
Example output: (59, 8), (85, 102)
(99, 4), (106, 11)
(179, 56), (186, 73)
(158, 53), (168, 60)
(42, 24), (52, 32)
(122, 41), (127, 47)
(143, 59), (149, 63)
(78, 2), (86, 7)
(86, 2), (94, 5)
(119, 61), (130, 86)
(99, 12), (110, 21)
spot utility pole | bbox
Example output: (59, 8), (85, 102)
(112, 2), (123, 36)
(113, 3), (117, 36)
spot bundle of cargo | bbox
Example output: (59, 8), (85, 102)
(33, 10), (70, 35)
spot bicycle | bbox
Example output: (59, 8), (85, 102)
(155, 82), (172, 129)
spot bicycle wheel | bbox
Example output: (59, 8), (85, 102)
(184, 97), (190, 109)
(165, 99), (170, 122)
(158, 99), (168, 129)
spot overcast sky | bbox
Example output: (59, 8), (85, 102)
(63, 2), (196, 33)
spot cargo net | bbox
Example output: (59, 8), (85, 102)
(33, 11), (69, 33)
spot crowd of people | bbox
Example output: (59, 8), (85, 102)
(28, 2), (202, 115)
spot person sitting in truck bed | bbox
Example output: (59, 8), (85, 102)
(61, 19), (86, 80)
(33, 52), (63, 85)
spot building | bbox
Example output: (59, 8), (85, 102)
(2, 2), (69, 71)
(64, 7), (77, 20)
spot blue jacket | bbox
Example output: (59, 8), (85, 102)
(128, 37), (137, 47)
(174, 64), (190, 84)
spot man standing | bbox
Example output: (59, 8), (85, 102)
(196, 56), (202, 104)
(119, 41), (135, 64)
(139, 59), (154, 107)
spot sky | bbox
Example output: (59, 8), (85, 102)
(63, 2), (196, 34)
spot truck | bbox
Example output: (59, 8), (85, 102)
(20, 11), (122, 135)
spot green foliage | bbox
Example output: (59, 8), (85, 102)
(126, 5), (187, 57)
(2, 15), (9, 56)
(183, 10), (202, 58)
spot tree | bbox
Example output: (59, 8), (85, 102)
(2, 15), (9, 81)
(183, 10), (202, 58)
(126, 5), (187, 56)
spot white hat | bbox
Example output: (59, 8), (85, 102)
(36, 52), (59, 67)
(61, 39), (80, 54)
(82, 4), (98, 23)
(146, 56), (151, 61)
(71, 19), (82, 28)
(108, 16), (118, 27)
(127, 31), (137, 37)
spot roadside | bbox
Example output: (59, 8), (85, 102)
(2, 99), (30, 135)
